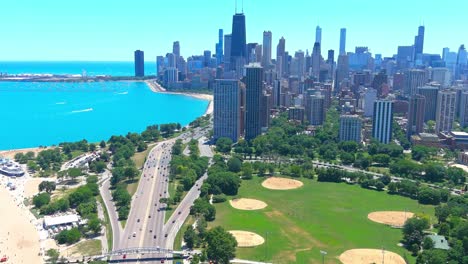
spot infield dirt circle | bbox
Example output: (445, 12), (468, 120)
(368, 211), (414, 226)
(230, 198), (267, 210)
(229, 230), (265, 247)
(261, 177), (304, 190)
(340, 249), (406, 264)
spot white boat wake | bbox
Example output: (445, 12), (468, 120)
(56, 102), (66, 105)
(71, 108), (93, 113)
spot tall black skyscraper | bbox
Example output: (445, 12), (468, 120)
(245, 64), (263, 140)
(230, 13), (247, 72)
(414, 26), (425, 60)
(134, 50), (144, 77)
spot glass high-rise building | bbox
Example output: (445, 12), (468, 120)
(417, 85), (440, 122)
(339, 28), (346, 56)
(339, 115), (362, 143)
(245, 64), (263, 140)
(413, 26), (425, 61)
(407, 95), (426, 138)
(214, 80), (241, 142)
(230, 13), (247, 72)
(262, 31), (272, 68)
(134, 50), (144, 77)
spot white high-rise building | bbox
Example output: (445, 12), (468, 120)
(435, 89), (457, 133)
(362, 88), (377, 117)
(431, 67), (451, 87)
(372, 100), (393, 144)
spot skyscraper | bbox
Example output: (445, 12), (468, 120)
(245, 64), (263, 140)
(404, 69), (427, 96)
(339, 28), (346, 55)
(306, 92), (325, 126)
(315, 25), (322, 45)
(413, 26), (425, 61)
(335, 54), (349, 93)
(339, 115), (362, 143)
(134, 50), (144, 77)
(276, 37), (286, 77)
(363, 88), (377, 117)
(173, 41), (180, 60)
(311, 42), (321, 78)
(459, 91), (468, 128)
(203, 50), (211, 67)
(417, 85), (440, 122)
(214, 79), (241, 142)
(262, 31), (272, 68)
(224, 34), (232, 69)
(407, 95), (426, 138)
(456, 45), (468, 79)
(435, 89), (456, 133)
(327, 49), (334, 80)
(372, 100), (393, 144)
(230, 13), (247, 73)
(216, 29), (224, 65)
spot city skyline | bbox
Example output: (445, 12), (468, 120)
(1, 0), (467, 61)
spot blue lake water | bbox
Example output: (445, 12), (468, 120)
(0, 81), (208, 150)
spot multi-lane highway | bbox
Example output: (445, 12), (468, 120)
(100, 125), (213, 262)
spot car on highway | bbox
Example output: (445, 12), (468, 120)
(137, 219), (140, 223)
(164, 234), (168, 238)
(132, 232), (136, 237)
(153, 235), (157, 239)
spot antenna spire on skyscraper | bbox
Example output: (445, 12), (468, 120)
(242, 0), (244, 13)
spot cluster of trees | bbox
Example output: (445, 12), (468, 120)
(203, 155), (241, 196)
(190, 198), (216, 221)
(112, 184), (131, 220)
(14, 151), (35, 164)
(167, 139), (209, 209)
(189, 114), (211, 128)
(183, 224), (237, 264)
(413, 196), (468, 263)
(390, 160), (467, 185)
(402, 216), (431, 255)
(160, 123), (181, 137)
(31, 176), (102, 244)
(316, 167), (452, 206)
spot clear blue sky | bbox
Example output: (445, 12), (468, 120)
(1, 0), (466, 61)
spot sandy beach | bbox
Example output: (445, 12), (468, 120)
(145, 80), (213, 116)
(0, 182), (43, 263)
(0, 147), (44, 160)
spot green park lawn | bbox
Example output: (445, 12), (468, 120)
(209, 176), (434, 264)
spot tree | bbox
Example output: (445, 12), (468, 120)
(227, 157), (242, 173)
(99, 140), (106, 149)
(55, 228), (81, 244)
(216, 137), (233, 154)
(403, 217), (430, 248)
(87, 216), (102, 235)
(416, 249), (448, 264)
(424, 163), (446, 182)
(45, 249), (60, 264)
(33, 192), (51, 208)
(241, 163), (253, 179)
(418, 188), (441, 205)
(184, 226), (198, 249)
(39, 181), (56, 193)
(205, 226), (237, 264)
(422, 236), (435, 250)
(340, 152), (355, 165)
(435, 205), (450, 223)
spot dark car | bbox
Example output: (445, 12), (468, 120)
(137, 219), (140, 223)
(164, 234), (168, 238)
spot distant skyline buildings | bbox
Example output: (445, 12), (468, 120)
(315, 26), (322, 45)
(339, 28), (346, 55)
(134, 50), (144, 77)
(262, 31), (272, 68)
(2, 1), (468, 61)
